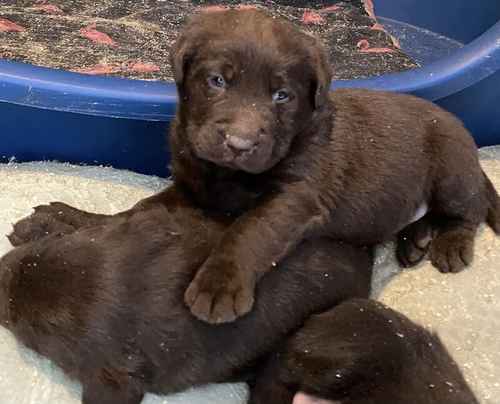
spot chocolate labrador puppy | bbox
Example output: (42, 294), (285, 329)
(252, 298), (479, 404)
(3, 199), (477, 404)
(165, 8), (500, 323)
(0, 186), (373, 404)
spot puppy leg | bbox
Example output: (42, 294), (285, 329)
(9, 187), (182, 246)
(8, 210), (77, 246)
(185, 189), (326, 324)
(427, 145), (496, 273)
(81, 369), (144, 404)
(396, 214), (434, 267)
(8, 202), (110, 246)
(429, 175), (487, 273)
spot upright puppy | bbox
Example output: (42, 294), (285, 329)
(166, 9), (500, 323)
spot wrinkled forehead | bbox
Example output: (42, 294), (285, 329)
(187, 10), (313, 78)
(197, 40), (303, 76)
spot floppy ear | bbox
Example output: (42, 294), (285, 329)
(307, 36), (333, 110)
(169, 33), (195, 91)
(170, 13), (206, 93)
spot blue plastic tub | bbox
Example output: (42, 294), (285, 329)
(336, 0), (500, 147)
(0, 0), (499, 176)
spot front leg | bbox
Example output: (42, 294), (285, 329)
(185, 189), (327, 323)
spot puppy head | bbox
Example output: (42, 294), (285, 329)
(170, 9), (332, 174)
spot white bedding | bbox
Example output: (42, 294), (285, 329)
(1, 147), (500, 403)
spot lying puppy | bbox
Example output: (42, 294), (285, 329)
(251, 299), (479, 404)
(0, 186), (373, 404)
(164, 8), (500, 323)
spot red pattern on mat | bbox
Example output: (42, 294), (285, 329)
(357, 39), (394, 53)
(320, 5), (341, 13)
(0, 1), (416, 81)
(33, 4), (64, 14)
(128, 61), (161, 73)
(302, 4), (342, 24)
(73, 64), (122, 75)
(302, 10), (326, 25)
(74, 61), (161, 75)
(80, 23), (117, 47)
(363, 0), (375, 19)
(0, 18), (25, 33)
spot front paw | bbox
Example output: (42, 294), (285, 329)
(184, 259), (256, 324)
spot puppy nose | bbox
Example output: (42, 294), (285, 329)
(226, 135), (258, 152)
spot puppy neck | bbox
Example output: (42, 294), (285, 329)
(169, 119), (264, 216)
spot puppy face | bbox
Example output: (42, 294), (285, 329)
(171, 9), (332, 174)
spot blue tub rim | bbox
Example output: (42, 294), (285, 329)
(0, 20), (498, 122)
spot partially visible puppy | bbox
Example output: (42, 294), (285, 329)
(250, 299), (479, 404)
(0, 186), (373, 404)
(167, 8), (500, 324)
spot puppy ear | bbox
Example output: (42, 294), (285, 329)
(170, 13), (206, 91)
(307, 37), (332, 110)
(170, 34), (195, 91)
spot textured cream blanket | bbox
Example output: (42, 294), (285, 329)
(1, 147), (499, 403)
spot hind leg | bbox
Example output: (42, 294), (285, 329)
(396, 214), (435, 268)
(429, 175), (488, 273)
(429, 219), (477, 273)
(9, 187), (180, 246)
(8, 202), (110, 246)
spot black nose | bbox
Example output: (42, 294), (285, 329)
(226, 135), (259, 152)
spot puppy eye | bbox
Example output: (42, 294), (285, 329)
(207, 74), (226, 89)
(272, 89), (290, 104)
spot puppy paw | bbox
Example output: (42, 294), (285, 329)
(184, 259), (256, 324)
(430, 229), (474, 273)
(8, 210), (76, 246)
(396, 218), (433, 267)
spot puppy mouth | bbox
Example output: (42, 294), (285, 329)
(190, 123), (277, 173)
(220, 142), (272, 173)
(224, 141), (259, 161)
(195, 139), (273, 174)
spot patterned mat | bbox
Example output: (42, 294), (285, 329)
(0, 0), (417, 81)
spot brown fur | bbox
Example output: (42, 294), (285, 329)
(0, 8), (483, 404)
(1, 188), (373, 404)
(3, 199), (478, 403)
(165, 9), (500, 323)
(251, 299), (479, 404)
